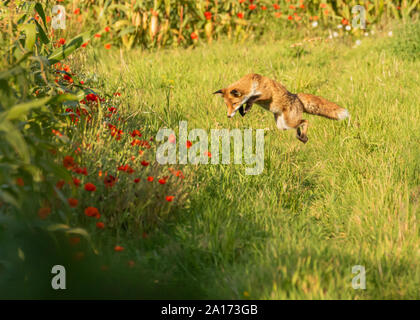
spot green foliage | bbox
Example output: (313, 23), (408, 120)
(388, 19), (420, 60)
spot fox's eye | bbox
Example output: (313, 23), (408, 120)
(230, 89), (241, 97)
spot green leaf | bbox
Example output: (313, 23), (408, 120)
(34, 3), (47, 28)
(22, 23), (37, 52)
(3, 97), (50, 121)
(0, 120), (30, 163)
(47, 32), (92, 64)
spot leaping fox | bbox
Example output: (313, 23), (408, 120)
(213, 73), (349, 143)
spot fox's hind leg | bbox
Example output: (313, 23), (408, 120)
(296, 119), (308, 144)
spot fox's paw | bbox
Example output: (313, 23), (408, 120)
(296, 133), (308, 144)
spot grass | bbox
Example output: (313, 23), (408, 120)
(44, 27), (420, 299)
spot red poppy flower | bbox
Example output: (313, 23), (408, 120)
(190, 32), (198, 40)
(261, 5), (267, 10)
(204, 11), (212, 20)
(249, 4), (256, 10)
(69, 237), (80, 245)
(94, 33), (101, 38)
(84, 182), (96, 192)
(73, 177), (81, 187)
(341, 18), (349, 25)
(131, 129), (141, 137)
(288, 15), (293, 20)
(205, 151), (212, 158)
(273, 4), (280, 10)
(141, 160), (149, 167)
(147, 176), (154, 182)
(63, 155), (74, 169)
(81, 42), (88, 48)
(166, 196), (175, 202)
(289, 5), (296, 9)
(104, 175), (117, 187)
(186, 140), (192, 149)
(96, 222), (105, 229)
(58, 38), (66, 45)
(84, 206), (100, 218)
(68, 198), (78, 208)
(38, 207), (51, 219)
(104, 26), (111, 32)
(320, 3), (327, 8)
(158, 179), (166, 185)
(104, 43), (111, 49)
(237, 12), (244, 19)
(134, 178), (140, 183)
(56, 180), (65, 189)
(74, 8), (80, 14)
(114, 245), (124, 252)
(168, 134), (176, 144)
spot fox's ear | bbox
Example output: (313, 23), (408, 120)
(230, 89), (241, 97)
(213, 89), (224, 95)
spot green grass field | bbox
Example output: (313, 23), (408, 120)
(60, 26), (420, 299)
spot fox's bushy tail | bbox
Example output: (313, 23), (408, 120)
(297, 93), (349, 120)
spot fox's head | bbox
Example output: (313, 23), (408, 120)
(213, 88), (248, 118)
(213, 75), (262, 118)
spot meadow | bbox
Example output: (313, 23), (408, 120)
(0, 1), (419, 300)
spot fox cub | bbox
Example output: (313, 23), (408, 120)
(214, 73), (349, 143)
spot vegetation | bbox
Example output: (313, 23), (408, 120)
(0, 1), (419, 299)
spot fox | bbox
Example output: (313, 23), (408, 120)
(213, 73), (349, 143)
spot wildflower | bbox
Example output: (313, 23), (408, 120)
(131, 129), (142, 137)
(81, 42), (88, 48)
(289, 5), (296, 10)
(355, 40), (362, 46)
(275, 12), (282, 18)
(299, 4), (305, 9)
(288, 15), (293, 20)
(261, 6), (267, 10)
(134, 178), (140, 183)
(141, 160), (149, 167)
(58, 38), (66, 45)
(56, 180), (65, 189)
(104, 43), (111, 49)
(147, 176), (154, 182)
(345, 25), (351, 31)
(388, 31), (393, 37)
(237, 12), (244, 19)
(273, 4), (280, 10)
(96, 222), (105, 229)
(73, 177), (81, 187)
(186, 140), (192, 149)
(104, 175), (117, 187)
(69, 237), (80, 245)
(243, 291), (250, 297)
(63, 155), (75, 169)
(38, 207), (51, 219)
(94, 33), (101, 38)
(320, 3), (327, 8)
(249, 4), (256, 10)
(312, 21), (318, 28)
(74, 8), (80, 14)
(84, 206), (100, 218)
(84, 182), (96, 192)
(158, 179), (166, 185)
(105, 26), (111, 32)
(190, 32), (198, 40)
(114, 92), (121, 97)
(341, 18), (349, 25)
(114, 245), (124, 252)
(16, 177), (24, 186)
(204, 11), (212, 20)
(68, 198), (78, 208)
(166, 196), (175, 202)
